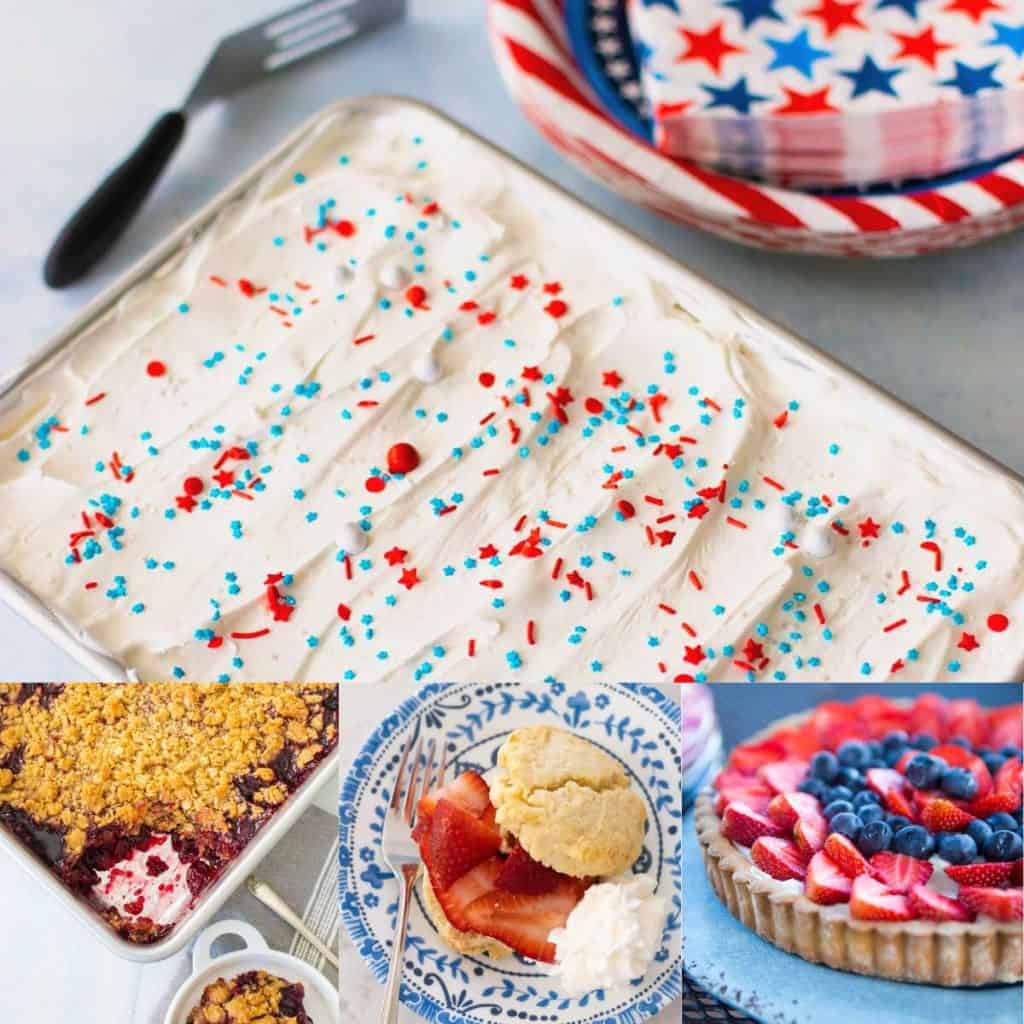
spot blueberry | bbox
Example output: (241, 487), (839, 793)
(810, 751), (840, 783)
(999, 745), (1023, 759)
(937, 833), (978, 865)
(940, 767), (979, 801)
(866, 741), (882, 760)
(837, 741), (871, 768)
(828, 786), (854, 804)
(966, 819), (994, 849)
(857, 820), (893, 856)
(797, 777), (828, 800)
(852, 790), (881, 810)
(867, 758), (889, 770)
(830, 812), (864, 840)
(823, 799), (854, 821)
(905, 754), (944, 790)
(884, 748), (906, 767)
(887, 814), (911, 832)
(981, 752), (1007, 775)
(858, 804), (885, 825)
(881, 730), (909, 754)
(985, 813), (1020, 834)
(911, 733), (936, 751)
(836, 766), (865, 790)
(948, 735), (972, 749)
(983, 830), (1023, 862)
(892, 825), (936, 859)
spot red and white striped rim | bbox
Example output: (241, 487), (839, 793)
(488, 0), (1024, 255)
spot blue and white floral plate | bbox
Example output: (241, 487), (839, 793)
(339, 682), (682, 1024)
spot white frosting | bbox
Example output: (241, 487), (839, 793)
(801, 522), (836, 559)
(0, 103), (1021, 682)
(548, 874), (667, 995)
(89, 834), (192, 927)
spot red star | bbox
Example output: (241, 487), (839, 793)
(742, 638), (764, 662)
(565, 570), (586, 588)
(175, 494), (197, 512)
(399, 567), (420, 590)
(602, 370), (623, 388)
(687, 502), (710, 520)
(509, 274), (530, 290)
(944, 0), (1003, 23)
(270, 601), (294, 622)
(857, 516), (881, 539)
(551, 386), (574, 406)
(214, 470), (236, 488)
(656, 530), (676, 547)
(774, 85), (840, 116)
(891, 26), (954, 70)
(542, 281), (562, 295)
(384, 546), (408, 566)
(521, 365), (543, 381)
(662, 444), (683, 460)
(804, 0), (866, 37)
(683, 644), (706, 666)
(957, 632), (980, 652)
(890, 658), (905, 674)
(478, 543), (499, 559)
(676, 21), (745, 75)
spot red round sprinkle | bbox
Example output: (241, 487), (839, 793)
(365, 476), (386, 493)
(336, 219), (356, 237)
(337, 603), (351, 621)
(584, 397), (604, 414)
(478, 372), (495, 388)
(146, 360), (166, 377)
(405, 285), (427, 307)
(387, 442), (420, 475)
(987, 613), (1009, 633)
(616, 499), (636, 519)
(544, 299), (568, 318)
(183, 476), (204, 496)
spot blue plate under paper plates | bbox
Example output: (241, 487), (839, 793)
(566, 0), (1024, 198)
(683, 810), (1022, 1024)
(340, 682), (682, 1024)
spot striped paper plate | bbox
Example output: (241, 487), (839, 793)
(488, 0), (1024, 256)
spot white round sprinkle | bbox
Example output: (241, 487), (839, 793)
(378, 264), (411, 290)
(802, 522), (836, 559)
(337, 522), (368, 556)
(773, 503), (799, 536)
(411, 349), (442, 384)
(333, 264), (355, 288)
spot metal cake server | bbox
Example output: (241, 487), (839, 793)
(43, 0), (406, 289)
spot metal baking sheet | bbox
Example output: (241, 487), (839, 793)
(0, 742), (338, 963)
(1, 95), (1022, 681)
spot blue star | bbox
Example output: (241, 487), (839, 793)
(723, 0), (784, 30)
(940, 60), (1003, 97)
(989, 21), (1024, 58)
(839, 55), (905, 99)
(703, 76), (769, 114)
(875, 0), (921, 16)
(765, 28), (832, 81)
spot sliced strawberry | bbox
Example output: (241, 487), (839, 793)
(729, 739), (789, 774)
(929, 745), (992, 798)
(945, 860), (1020, 889)
(866, 768), (916, 819)
(945, 700), (986, 748)
(767, 791), (823, 830)
(908, 885), (975, 922)
(417, 770), (493, 831)
(494, 845), (564, 895)
(794, 816), (827, 856)
(722, 801), (787, 847)
(751, 837), (809, 881)
(966, 792), (1020, 818)
(463, 876), (589, 963)
(423, 798), (502, 891)
(908, 694), (947, 741)
(434, 856), (504, 934)
(824, 833), (871, 878)
(850, 874), (916, 922)
(920, 797), (975, 833)
(758, 759), (810, 795)
(995, 757), (1022, 807)
(986, 707), (1024, 751)
(894, 750), (917, 773)
(957, 886), (1024, 923)
(714, 776), (774, 817)
(810, 702), (865, 750)
(770, 725), (823, 760)
(805, 851), (852, 905)
(870, 851), (933, 893)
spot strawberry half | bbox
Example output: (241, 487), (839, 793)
(945, 860), (1020, 889)
(957, 886), (1024, 923)
(995, 757), (1022, 807)
(866, 768), (916, 820)
(722, 801), (787, 847)
(417, 770), (493, 831)
(966, 792), (1020, 818)
(794, 815), (827, 856)
(751, 837), (809, 881)
(909, 885), (975, 922)
(919, 796), (975, 833)
(434, 857), (505, 934)
(768, 791), (824, 830)
(850, 874), (916, 922)
(494, 845), (564, 895)
(424, 798), (503, 891)
(870, 851), (933, 893)
(729, 739), (789, 774)
(929, 745), (992, 799)
(805, 851), (853, 905)
(824, 833), (871, 878)
(714, 776), (774, 817)
(758, 759), (810, 795)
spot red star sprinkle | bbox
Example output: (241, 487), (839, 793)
(656, 529), (676, 546)
(683, 645), (706, 665)
(805, 0), (866, 37)
(742, 638), (764, 662)
(891, 26), (954, 70)
(857, 516), (881, 539)
(687, 502), (710, 520)
(957, 632), (980, 652)
(676, 21), (745, 74)
(544, 300), (569, 318)
(509, 274), (530, 290)
(384, 546), (408, 566)
(774, 85), (840, 116)
(478, 543), (499, 559)
(944, 0), (1003, 22)
(602, 370), (623, 388)
(522, 366), (544, 381)
(213, 470), (234, 487)
(542, 282), (562, 295)
(175, 495), (197, 512)
(399, 567), (420, 590)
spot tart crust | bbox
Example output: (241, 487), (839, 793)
(695, 703), (1024, 987)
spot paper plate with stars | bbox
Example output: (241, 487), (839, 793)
(489, 0), (1024, 255)
(339, 681), (682, 1024)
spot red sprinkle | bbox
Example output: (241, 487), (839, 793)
(883, 618), (907, 633)
(920, 540), (942, 572)
(688, 570), (703, 591)
(146, 360), (166, 378)
(987, 613), (1010, 633)
(183, 476), (204, 496)
(773, 410), (788, 429)
(479, 372), (495, 388)
(365, 476), (386, 493)
(230, 628), (270, 640)
(584, 397), (604, 414)
(405, 285), (428, 308)
(544, 299), (568, 318)
(527, 620), (536, 645)
(616, 499), (636, 519)
(353, 334), (376, 346)
(813, 603), (826, 625)
(468, 638), (476, 657)
(387, 442), (420, 475)
(336, 603), (351, 622)
(85, 392), (106, 406)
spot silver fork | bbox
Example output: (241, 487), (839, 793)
(378, 731), (446, 1024)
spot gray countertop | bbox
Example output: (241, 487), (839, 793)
(3, 0), (1022, 678)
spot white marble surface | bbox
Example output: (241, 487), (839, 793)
(339, 682), (681, 1024)
(2, 0), (1023, 680)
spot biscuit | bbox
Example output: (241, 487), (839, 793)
(490, 726), (646, 878)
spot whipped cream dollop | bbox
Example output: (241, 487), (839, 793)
(548, 874), (667, 996)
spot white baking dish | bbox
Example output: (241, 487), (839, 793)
(0, 744), (338, 963)
(0, 96), (1021, 681)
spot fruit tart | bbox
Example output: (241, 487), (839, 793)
(187, 970), (312, 1024)
(696, 693), (1023, 985)
(0, 683), (337, 944)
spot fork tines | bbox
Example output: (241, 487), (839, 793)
(391, 733), (446, 829)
